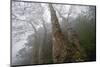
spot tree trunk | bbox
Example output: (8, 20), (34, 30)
(49, 4), (85, 63)
(29, 22), (40, 64)
(49, 4), (71, 63)
(38, 19), (48, 64)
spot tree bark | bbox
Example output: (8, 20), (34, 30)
(49, 4), (71, 63)
(49, 4), (85, 63)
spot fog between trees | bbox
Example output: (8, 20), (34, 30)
(11, 0), (96, 66)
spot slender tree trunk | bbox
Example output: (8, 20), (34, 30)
(38, 19), (48, 64)
(38, 19), (53, 64)
(29, 22), (40, 64)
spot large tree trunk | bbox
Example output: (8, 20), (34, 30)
(49, 4), (71, 63)
(49, 4), (84, 63)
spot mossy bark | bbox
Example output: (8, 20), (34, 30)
(49, 4), (85, 63)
